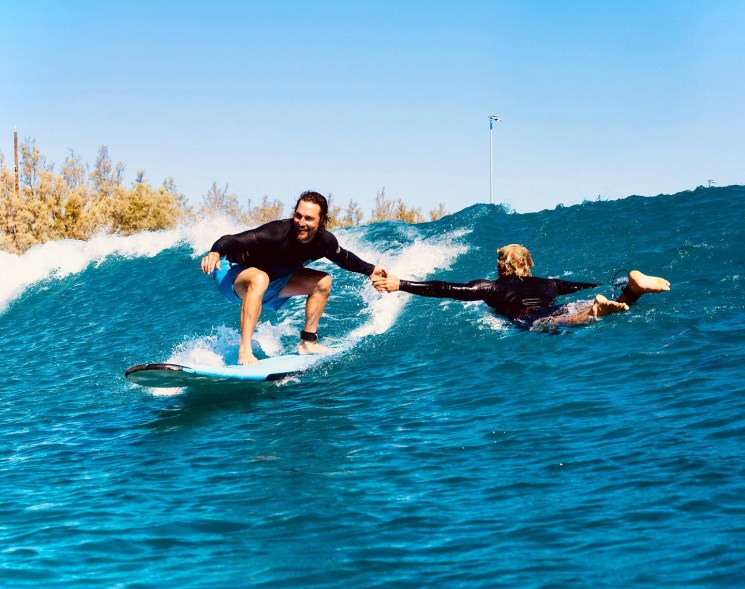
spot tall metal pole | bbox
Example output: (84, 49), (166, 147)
(489, 115), (501, 204)
(489, 119), (493, 204)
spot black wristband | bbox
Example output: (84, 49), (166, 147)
(300, 330), (318, 342)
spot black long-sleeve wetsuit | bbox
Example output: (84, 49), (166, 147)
(209, 219), (375, 280)
(398, 275), (598, 322)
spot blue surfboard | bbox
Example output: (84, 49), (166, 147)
(125, 353), (325, 388)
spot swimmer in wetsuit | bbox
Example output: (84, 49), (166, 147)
(372, 244), (670, 329)
(201, 191), (384, 364)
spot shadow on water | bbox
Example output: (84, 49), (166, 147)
(140, 378), (302, 431)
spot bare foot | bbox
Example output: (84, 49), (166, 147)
(627, 270), (671, 295)
(591, 294), (629, 317)
(238, 345), (259, 365)
(298, 340), (332, 356)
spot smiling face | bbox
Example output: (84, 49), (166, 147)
(292, 200), (323, 243)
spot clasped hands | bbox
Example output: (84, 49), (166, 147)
(370, 267), (400, 293)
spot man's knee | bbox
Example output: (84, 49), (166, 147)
(235, 268), (270, 296)
(317, 273), (332, 295)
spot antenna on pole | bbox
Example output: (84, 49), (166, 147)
(489, 115), (501, 204)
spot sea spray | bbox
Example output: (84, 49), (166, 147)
(1, 187), (744, 586)
(342, 225), (470, 338)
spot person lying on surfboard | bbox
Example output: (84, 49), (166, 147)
(372, 243), (670, 329)
(201, 191), (384, 364)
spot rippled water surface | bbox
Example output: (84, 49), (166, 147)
(1, 186), (744, 587)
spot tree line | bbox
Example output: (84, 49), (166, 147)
(0, 138), (448, 254)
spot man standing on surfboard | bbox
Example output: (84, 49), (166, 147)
(201, 191), (384, 365)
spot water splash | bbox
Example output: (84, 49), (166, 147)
(0, 230), (183, 311)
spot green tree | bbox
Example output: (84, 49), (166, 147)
(0, 135), (450, 255)
(370, 188), (396, 223)
(113, 170), (185, 234)
(247, 195), (286, 226)
(370, 187), (423, 224)
(0, 139), (190, 252)
(325, 192), (342, 228)
(339, 199), (364, 227)
(90, 145), (122, 198)
(428, 202), (448, 221)
(199, 182), (244, 220)
(0, 151), (20, 252)
(62, 149), (88, 191)
(20, 138), (48, 200)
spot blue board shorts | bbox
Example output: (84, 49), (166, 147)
(212, 258), (292, 311)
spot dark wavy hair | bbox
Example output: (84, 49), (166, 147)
(295, 191), (329, 230)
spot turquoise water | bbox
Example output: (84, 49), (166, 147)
(1, 186), (744, 587)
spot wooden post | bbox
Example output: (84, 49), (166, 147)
(14, 129), (20, 195)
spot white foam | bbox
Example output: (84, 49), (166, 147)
(0, 212), (262, 313)
(253, 318), (298, 357)
(0, 229), (185, 312)
(166, 318), (300, 367)
(344, 226), (470, 338)
(167, 329), (231, 367)
(477, 311), (511, 332)
(144, 320), (298, 397)
(2, 216), (471, 364)
(180, 213), (248, 259)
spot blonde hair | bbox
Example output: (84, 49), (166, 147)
(497, 244), (534, 277)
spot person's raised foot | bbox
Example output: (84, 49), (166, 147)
(627, 270), (671, 295)
(591, 294), (629, 317)
(298, 340), (332, 356)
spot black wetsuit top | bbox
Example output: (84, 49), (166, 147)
(398, 276), (598, 322)
(209, 219), (375, 281)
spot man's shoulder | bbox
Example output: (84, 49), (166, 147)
(314, 228), (339, 249)
(262, 218), (291, 230)
(251, 218), (292, 238)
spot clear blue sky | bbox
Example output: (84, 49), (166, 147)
(2, 1), (743, 214)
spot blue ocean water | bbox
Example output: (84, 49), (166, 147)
(1, 186), (744, 587)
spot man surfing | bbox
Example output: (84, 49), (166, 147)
(201, 191), (384, 364)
